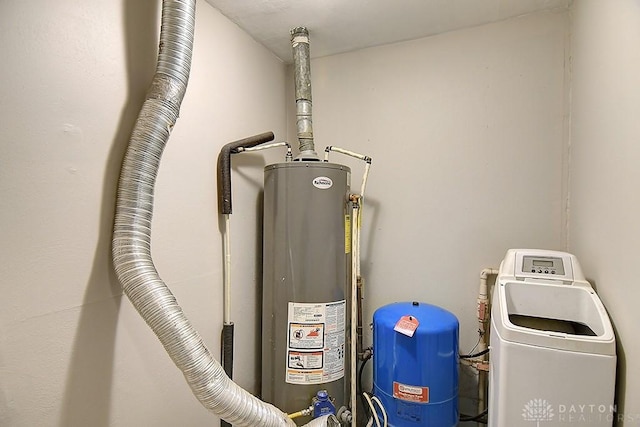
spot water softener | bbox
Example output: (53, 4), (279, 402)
(373, 302), (459, 426)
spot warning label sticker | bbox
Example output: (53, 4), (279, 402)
(288, 351), (323, 369)
(394, 315), (420, 337)
(289, 323), (324, 349)
(286, 300), (346, 385)
(286, 369), (323, 384)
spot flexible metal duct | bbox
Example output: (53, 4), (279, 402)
(111, 1), (309, 425)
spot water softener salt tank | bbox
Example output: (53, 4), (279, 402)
(373, 302), (459, 426)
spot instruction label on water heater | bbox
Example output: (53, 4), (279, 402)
(285, 300), (346, 385)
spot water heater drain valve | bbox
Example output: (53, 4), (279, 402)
(312, 390), (336, 418)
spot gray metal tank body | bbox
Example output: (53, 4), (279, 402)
(262, 162), (352, 423)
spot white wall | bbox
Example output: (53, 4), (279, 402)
(569, 0), (640, 419)
(0, 1), (286, 426)
(299, 10), (569, 405)
(10, 0), (629, 424)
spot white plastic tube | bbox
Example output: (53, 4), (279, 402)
(363, 393), (380, 427)
(223, 214), (231, 325)
(325, 146), (372, 421)
(323, 146), (372, 279)
(237, 141), (293, 161)
(371, 396), (387, 427)
(350, 200), (360, 426)
(477, 268), (498, 420)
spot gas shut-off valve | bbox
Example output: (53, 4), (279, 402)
(312, 390), (336, 418)
(287, 390), (337, 421)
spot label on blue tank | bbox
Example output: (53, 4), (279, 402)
(393, 381), (429, 403)
(285, 300), (346, 385)
(394, 315), (420, 337)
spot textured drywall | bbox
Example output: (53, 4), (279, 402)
(291, 9), (570, 409)
(206, 0), (570, 61)
(569, 0), (640, 421)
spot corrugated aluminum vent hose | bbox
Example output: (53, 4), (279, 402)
(112, 1), (334, 426)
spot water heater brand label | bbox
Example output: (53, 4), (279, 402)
(312, 176), (333, 189)
(285, 300), (346, 385)
(393, 382), (429, 403)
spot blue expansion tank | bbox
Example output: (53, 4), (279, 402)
(373, 302), (459, 426)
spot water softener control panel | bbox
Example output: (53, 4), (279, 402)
(521, 256), (565, 276)
(509, 249), (581, 284)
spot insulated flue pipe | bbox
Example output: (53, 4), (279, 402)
(291, 27), (318, 160)
(112, 1), (298, 425)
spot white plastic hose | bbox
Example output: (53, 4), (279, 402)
(222, 214), (232, 324)
(350, 200), (360, 426)
(476, 268), (498, 421)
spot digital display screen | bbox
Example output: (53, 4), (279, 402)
(522, 255), (565, 275)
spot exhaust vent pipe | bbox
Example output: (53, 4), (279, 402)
(290, 27), (318, 160)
